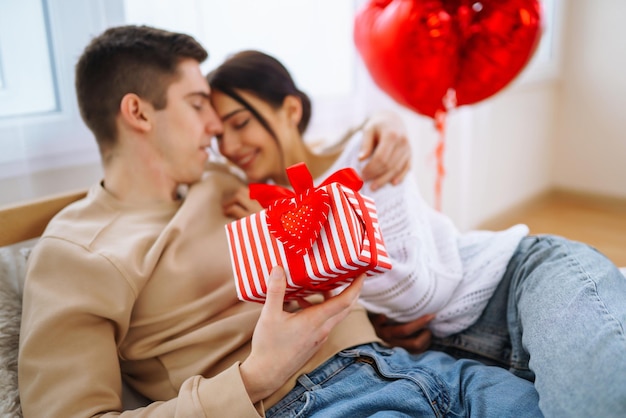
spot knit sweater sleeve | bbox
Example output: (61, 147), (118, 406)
(320, 132), (528, 336)
(18, 237), (262, 418)
(324, 132), (465, 323)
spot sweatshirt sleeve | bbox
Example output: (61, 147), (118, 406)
(18, 237), (262, 418)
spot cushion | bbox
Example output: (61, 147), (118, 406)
(0, 239), (34, 417)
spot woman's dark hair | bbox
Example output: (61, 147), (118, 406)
(206, 50), (312, 140)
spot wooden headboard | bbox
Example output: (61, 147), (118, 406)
(0, 190), (87, 247)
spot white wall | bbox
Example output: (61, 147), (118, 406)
(359, 0), (626, 231)
(0, 163), (101, 205)
(553, 0), (626, 197)
(359, 75), (558, 231)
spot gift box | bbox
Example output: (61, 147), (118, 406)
(225, 162), (392, 302)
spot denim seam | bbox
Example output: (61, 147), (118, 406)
(565, 241), (626, 345)
(267, 358), (356, 417)
(341, 346), (446, 416)
(361, 351), (448, 417)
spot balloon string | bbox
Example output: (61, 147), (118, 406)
(434, 110), (447, 212)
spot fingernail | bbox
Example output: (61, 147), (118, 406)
(270, 266), (283, 280)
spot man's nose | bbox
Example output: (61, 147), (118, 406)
(205, 105), (223, 136)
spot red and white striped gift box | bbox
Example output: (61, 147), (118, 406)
(225, 163), (392, 303)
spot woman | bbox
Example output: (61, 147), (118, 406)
(207, 50), (626, 417)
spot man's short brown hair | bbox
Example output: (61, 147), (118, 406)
(75, 25), (208, 151)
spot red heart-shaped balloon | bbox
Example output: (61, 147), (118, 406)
(354, 0), (542, 118)
(266, 188), (331, 254)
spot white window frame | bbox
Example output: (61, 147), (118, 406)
(0, 0), (58, 118)
(0, 0), (125, 180)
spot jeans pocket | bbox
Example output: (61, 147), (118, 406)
(340, 344), (450, 416)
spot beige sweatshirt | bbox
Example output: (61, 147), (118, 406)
(18, 165), (379, 417)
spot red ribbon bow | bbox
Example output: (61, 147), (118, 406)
(250, 163), (364, 254)
(250, 162), (364, 207)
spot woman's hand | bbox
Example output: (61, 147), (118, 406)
(240, 267), (364, 402)
(369, 313), (435, 354)
(359, 110), (412, 191)
(222, 186), (263, 219)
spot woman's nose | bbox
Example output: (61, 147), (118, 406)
(219, 131), (241, 157)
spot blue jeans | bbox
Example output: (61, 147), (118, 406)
(266, 343), (541, 417)
(431, 235), (626, 417)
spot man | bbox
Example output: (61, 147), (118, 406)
(18, 25), (540, 417)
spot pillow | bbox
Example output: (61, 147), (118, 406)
(0, 238), (37, 418)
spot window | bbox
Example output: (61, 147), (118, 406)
(514, 0), (563, 85)
(0, 0), (125, 179)
(0, 0), (58, 118)
(0, 0), (364, 180)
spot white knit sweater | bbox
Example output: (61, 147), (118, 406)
(317, 132), (529, 337)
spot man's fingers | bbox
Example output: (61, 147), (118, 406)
(388, 329), (433, 353)
(360, 131), (410, 187)
(388, 143), (411, 176)
(358, 129), (376, 161)
(361, 141), (392, 180)
(368, 170), (394, 192)
(368, 151), (411, 190)
(295, 296), (313, 309)
(223, 204), (245, 219)
(391, 160), (411, 186)
(373, 313), (435, 342)
(368, 313), (388, 328)
(315, 274), (364, 325)
(388, 314), (436, 337)
(339, 273), (365, 300)
(263, 266), (287, 313)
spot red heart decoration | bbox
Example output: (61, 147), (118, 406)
(266, 188), (331, 254)
(354, 0), (542, 118)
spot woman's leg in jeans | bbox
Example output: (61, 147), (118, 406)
(433, 235), (626, 417)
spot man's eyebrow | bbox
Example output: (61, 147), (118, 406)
(186, 91), (211, 100)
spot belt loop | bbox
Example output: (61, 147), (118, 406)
(296, 374), (318, 391)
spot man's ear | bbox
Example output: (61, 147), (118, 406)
(282, 95), (303, 127)
(119, 93), (152, 133)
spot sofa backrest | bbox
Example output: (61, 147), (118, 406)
(0, 190), (86, 248)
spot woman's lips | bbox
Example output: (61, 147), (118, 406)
(237, 150), (257, 169)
